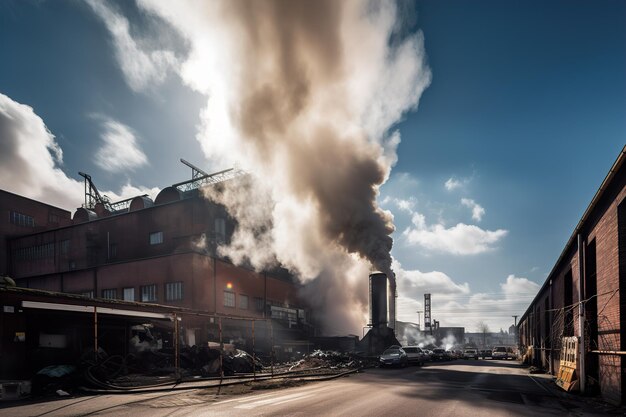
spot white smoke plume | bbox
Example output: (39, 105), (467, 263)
(138, 0), (431, 334)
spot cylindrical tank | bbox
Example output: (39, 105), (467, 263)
(129, 195), (154, 211)
(94, 202), (111, 218)
(73, 208), (97, 223)
(155, 187), (182, 205)
(370, 272), (387, 328)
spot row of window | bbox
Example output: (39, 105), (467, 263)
(14, 243), (54, 261)
(224, 291), (265, 311)
(10, 211), (35, 227)
(81, 282), (184, 303)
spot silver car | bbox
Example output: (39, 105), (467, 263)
(403, 346), (425, 366)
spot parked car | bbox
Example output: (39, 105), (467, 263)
(482, 349), (493, 359)
(492, 346), (508, 360)
(431, 348), (448, 361)
(379, 347), (409, 367)
(463, 348), (478, 359)
(403, 346), (425, 366)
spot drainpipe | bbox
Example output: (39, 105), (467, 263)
(577, 234), (586, 394)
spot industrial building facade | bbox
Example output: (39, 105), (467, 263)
(0, 171), (310, 381)
(518, 146), (626, 405)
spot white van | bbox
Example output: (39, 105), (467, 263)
(492, 346), (508, 359)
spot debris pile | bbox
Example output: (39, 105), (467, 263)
(281, 350), (375, 372)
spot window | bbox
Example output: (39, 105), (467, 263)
(123, 287), (135, 301)
(10, 211), (34, 227)
(255, 297), (264, 312)
(239, 294), (249, 310)
(48, 213), (59, 224)
(215, 218), (226, 243)
(60, 240), (70, 255)
(166, 282), (183, 301)
(80, 290), (94, 298)
(141, 284), (157, 302)
(224, 291), (235, 308)
(149, 232), (163, 245)
(102, 289), (117, 299)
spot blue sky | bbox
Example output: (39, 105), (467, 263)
(1, 0), (624, 332)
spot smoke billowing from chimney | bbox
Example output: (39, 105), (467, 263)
(142, 0), (431, 334)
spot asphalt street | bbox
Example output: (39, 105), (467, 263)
(0, 360), (611, 417)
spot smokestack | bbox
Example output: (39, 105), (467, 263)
(370, 272), (388, 328)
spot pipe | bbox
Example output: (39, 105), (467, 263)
(252, 320), (256, 380)
(174, 313), (180, 380)
(219, 317), (224, 379)
(577, 234), (586, 393)
(94, 306), (98, 361)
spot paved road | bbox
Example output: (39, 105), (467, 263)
(1, 360), (600, 417)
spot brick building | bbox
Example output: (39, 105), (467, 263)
(1, 172), (309, 351)
(0, 190), (73, 275)
(518, 145), (626, 404)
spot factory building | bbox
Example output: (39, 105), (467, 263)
(0, 168), (311, 380)
(518, 145), (626, 405)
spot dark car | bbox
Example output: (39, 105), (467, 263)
(431, 348), (448, 361)
(379, 347), (409, 367)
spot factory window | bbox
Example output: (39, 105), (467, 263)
(166, 282), (183, 301)
(141, 284), (157, 302)
(215, 218), (226, 243)
(102, 289), (117, 299)
(60, 240), (70, 255)
(69, 260), (76, 270)
(80, 290), (94, 298)
(10, 211), (34, 227)
(123, 287), (135, 301)
(48, 213), (59, 224)
(255, 297), (264, 312)
(239, 294), (249, 310)
(223, 291), (235, 308)
(149, 231), (163, 245)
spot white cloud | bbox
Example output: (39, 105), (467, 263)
(444, 177), (462, 191)
(95, 117), (147, 172)
(86, 0), (178, 92)
(403, 211), (507, 255)
(0, 92), (159, 211)
(380, 196), (417, 213)
(394, 259), (470, 298)
(500, 274), (540, 297)
(461, 198), (485, 222)
(394, 260), (540, 331)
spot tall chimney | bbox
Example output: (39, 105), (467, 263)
(370, 272), (388, 328)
